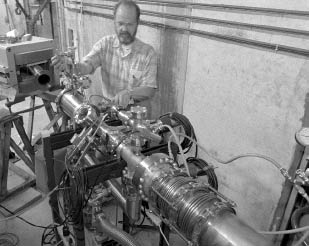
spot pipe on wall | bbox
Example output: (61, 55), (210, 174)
(68, 1), (309, 38)
(98, 0), (309, 17)
(66, 6), (309, 59)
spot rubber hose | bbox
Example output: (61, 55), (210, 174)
(97, 214), (141, 246)
(291, 206), (309, 246)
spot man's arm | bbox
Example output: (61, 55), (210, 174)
(112, 86), (156, 108)
(74, 62), (94, 75)
(51, 38), (105, 75)
(130, 86), (156, 102)
(113, 47), (158, 108)
(51, 56), (93, 75)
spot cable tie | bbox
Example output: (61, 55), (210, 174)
(275, 44), (279, 51)
(202, 165), (215, 172)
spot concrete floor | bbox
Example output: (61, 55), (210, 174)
(0, 97), (186, 246)
(0, 197), (186, 246)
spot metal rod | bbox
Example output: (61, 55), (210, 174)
(106, 179), (127, 210)
(68, 1), (309, 38)
(27, 96), (35, 141)
(15, 0), (30, 19)
(29, 0), (51, 35)
(103, 0), (309, 17)
(66, 7), (309, 59)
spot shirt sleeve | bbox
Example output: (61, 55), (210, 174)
(82, 37), (106, 74)
(140, 48), (158, 88)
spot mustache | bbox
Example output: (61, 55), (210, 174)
(119, 32), (131, 36)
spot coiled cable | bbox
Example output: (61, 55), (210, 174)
(159, 112), (197, 156)
(60, 166), (87, 225)
(291, 206), (309, 246)
(0, 233), (19, 246)
(186, 157), (218, 190)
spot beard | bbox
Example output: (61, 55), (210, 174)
(118, 31), (136, 45)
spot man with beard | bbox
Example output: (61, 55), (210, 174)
(52, 0), (157, 109)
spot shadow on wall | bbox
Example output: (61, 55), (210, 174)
(159, 30), (178, 113)
(152, 28), (190, 117)
(297, 60), (309, 127)
(301, 93), (309, 127)
(151, 30), (177, 117)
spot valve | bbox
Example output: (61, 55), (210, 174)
(130, 106), (147, 121)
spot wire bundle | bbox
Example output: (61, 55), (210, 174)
(0, 192), (65, 246)
(290, 206), (309, 246)
(159, 112), (197, 156)
(59, 167), (87, 225)
(41, 225), (59, 246)
(58, 151), (106, 226)
(186, 157), (218, 190)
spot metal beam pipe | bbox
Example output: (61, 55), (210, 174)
(105, 179), (127, 210)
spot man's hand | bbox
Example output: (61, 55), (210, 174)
(51, 55), (72, 72)
(112, 90), (132, 108)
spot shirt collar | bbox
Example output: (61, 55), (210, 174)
(113, 37), (120, 48)
(113, 36), (138, 58)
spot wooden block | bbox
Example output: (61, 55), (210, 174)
(8, 163), (35, 181)
(7, 168), (26, 191)
(0, 161), (36, 202)
(0, 121), (12, 198)
(0, 187), (41, 217)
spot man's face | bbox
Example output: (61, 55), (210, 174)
(114, 5), (138, 45)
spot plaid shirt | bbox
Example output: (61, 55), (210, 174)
(83, 35), (158, 100)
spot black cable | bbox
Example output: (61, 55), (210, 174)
(59, 170), (77, 225)
(56, 174), (71, 225)
(41, 227), (48, 246)
(60, 163), (103, 225)
(89, 94), (111, 103)
(138, 205), (146, 226)
(41, 224), (59, 246)
(0, 204), (56, 229)
(65, 158), (85, 224)
(93, 145), (106, 156)
(55, 156), (88, 225)
(173, 113), (196, 152)
(0, 160), (68, 246)
(54, 167), (71, 223)
(291, 206), (309, 246)
(65, 168), (85, 225)
(83, 163), (107, 208)
(159, 112), (198, 156)
(187, 157), (218, 190)
(0, 204), (64, 246)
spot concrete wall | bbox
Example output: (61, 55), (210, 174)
(183, 0), (309, 230)
(57, 0), (309, 231)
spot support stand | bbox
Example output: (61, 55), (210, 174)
(0, 94), (62, 208)
(0, 109), (36, 202)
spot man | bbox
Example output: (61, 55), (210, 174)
(52, 0), (157, 109)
